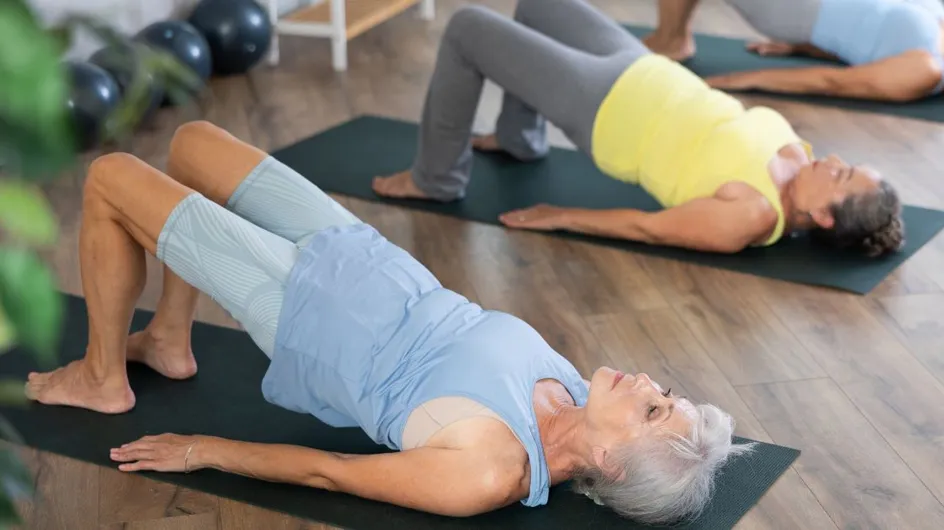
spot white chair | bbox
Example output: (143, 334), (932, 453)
(267, 0), (436, 72)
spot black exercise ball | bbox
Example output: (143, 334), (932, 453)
(188, 0), (272, 76)
(135, 20), (212, 105)
(89, 43), (164, 124)
(64, 61), (121, 152)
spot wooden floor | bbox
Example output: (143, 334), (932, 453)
(12, 0), (944, 528)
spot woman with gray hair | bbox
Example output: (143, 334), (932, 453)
(25, 120), (752, 525)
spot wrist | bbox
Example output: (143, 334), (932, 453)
(189, 435), (221, 471)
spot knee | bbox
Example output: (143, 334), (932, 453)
(445, 4), (497, 39)
(168, 120), (221, 173)
(84, 152), (141, 208)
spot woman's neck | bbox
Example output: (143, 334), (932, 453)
(536, 403), (592, 484)
(772, 144), (811, 233)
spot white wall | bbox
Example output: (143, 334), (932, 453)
(29, 0), (309, 59)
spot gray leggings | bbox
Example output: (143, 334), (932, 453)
(410, 0), (650, 201)
(156, 157), (361, 357)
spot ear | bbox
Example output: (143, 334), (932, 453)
(591, 446), (627, 481)
(809, 207), (834, 229)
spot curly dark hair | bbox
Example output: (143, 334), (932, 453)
(812, 180), (904, 257)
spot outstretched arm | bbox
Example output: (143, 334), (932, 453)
(499, 196), (773, 254)
(111, 433), (520, 517)
(706, 50), (943, 102)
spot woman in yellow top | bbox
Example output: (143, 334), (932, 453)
(373, 0), (904, 257)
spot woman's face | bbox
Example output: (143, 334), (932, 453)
(792, 154), (882, 229)
(583, 367), (695, 473)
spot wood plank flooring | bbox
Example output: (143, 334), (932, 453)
(9, 0), (944, 528)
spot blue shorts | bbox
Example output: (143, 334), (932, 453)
(155, 156), (361, 356)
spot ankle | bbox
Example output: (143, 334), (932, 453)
(141, 323), (192, 347)
(81, 357), (130, 388)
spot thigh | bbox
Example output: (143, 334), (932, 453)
(446, 5), (634, 135)
(514, 0), (648, 56)
(157, 193), (298, 357)
(724, 0), (823, 42)
(226, 156), (362, 245)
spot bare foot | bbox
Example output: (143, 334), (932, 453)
(643, 33), (696, 62)
(472, 134), (502, 152)
(25, 360), (135, 414)
(372, 171), (430, 200)
(127, 329), (197, 380)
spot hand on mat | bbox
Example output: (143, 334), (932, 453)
(705, 72), (760, 91)
(746, 41), (797, 57)
(499, 204), (569, 231)
(110, 433), (204, 473)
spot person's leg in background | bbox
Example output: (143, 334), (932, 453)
(484, 0), (651, 161)
(371, 5), (620, 201)
(643, 0), (701, 61)
(645, 0), (824, 61)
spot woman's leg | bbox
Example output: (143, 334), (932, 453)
(644, 0), (701, 61)
(128, 121), (361, 380)
(373, 5), (629, 201)
(490, 0), (650, 161)
(26, 152), (308, 413)
(646, 0), (823, 60)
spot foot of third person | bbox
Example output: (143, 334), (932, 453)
(643, 32), (696, 62)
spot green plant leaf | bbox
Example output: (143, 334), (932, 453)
(0, 182), (58, 246)
(0, 382), (25, 407)
(0, 249), (62, 366)
(0, 493), (22, 527)
(0, 0), (75, 179)
(0, 305), (12, 355)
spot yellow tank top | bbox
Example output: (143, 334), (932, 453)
(590, 54), (812, 246)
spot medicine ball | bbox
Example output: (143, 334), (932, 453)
(135, 20), (212, 104)
(188, 0), (272, 76)
(89, 43), (164, 124)
(64, 61), (121, 152)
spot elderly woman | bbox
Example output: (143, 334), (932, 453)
(24, 120), (751, 525)
(645, 0), (944, 102)
(373, 0), (905, 257)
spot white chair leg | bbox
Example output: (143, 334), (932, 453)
(330, 0), (348, 71)
(419, 0), (435, 20)
(266, 0), (280, 66)
(331, 37), (348, 71)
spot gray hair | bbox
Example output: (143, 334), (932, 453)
(572, 402), (756, 525)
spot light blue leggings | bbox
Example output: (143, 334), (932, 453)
(155, 156), (361, 357)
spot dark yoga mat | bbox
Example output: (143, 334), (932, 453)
(269, 116), (944, 294)
(0, 295), (799, 530)
(622, 24), (944, 122)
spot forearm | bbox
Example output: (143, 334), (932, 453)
(749, 68), (842, 95)
(193, 436), (341, 490)
(559, 208), (656, 242)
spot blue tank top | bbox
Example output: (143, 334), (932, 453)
(261, 223), (589, 507)
(810, 0), (944, 94)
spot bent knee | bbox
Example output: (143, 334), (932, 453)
(84, 152), (144, 206)
(446, 4), (501, 39)
(168, 120), (225, 169)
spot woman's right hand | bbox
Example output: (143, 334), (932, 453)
(746, 41), (797, 57)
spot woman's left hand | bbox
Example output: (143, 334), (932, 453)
(705, 72), (761, 91)
(110, 433), (204, 473)
(499, 204), (570, 231)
